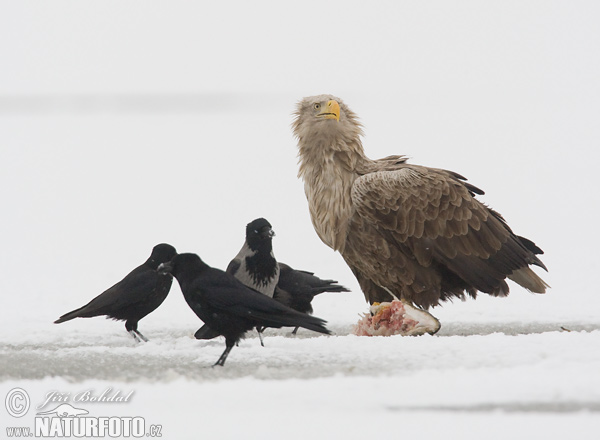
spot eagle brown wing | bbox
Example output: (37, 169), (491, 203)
(349, 164), (546, 307)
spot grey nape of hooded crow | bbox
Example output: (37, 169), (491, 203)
(54, 243), (177, 342)
(161, 253), (331, 367)
(274, 263), (350, 335)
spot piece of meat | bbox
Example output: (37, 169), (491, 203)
(353, 300), (441, 336)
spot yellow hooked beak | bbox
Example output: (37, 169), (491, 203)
(317, 100), (340, 121)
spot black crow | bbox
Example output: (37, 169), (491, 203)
(274, 262), (350, 335)
(160, 253), (331, 366)
(54, 243), (177, 342)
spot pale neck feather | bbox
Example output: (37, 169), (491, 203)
(297, 136), (370, 252)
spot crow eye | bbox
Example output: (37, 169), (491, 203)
(314, 103), (320, 110)
(254, 230), (259, 234)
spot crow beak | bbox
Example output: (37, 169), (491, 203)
(157, 261), (173, 275)
(257, 225), (275, 239)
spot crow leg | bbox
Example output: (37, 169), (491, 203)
(213, 344), (234, 367)
(291, 326), (299, 336)
(256, 327), (265, 347)
(134, 330), (149, 342)
(126, 321), (147, 343)
(128, 330), (143, 343)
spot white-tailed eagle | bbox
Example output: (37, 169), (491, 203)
(293, 94), (548, 329)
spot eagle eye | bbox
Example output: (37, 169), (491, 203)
(313, 103), (321, 111)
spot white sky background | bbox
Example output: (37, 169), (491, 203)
(1, 1), (600, 331)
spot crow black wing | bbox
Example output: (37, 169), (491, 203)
(192, 268), (330, 334)
(55, 265), (159, 322)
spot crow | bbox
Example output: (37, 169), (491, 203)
(160, 253), (331, 366)
(227, 217), (280, 297)
(274, 263), (350, 335)
(195, 218), (348, 342)
(54, 243), (177, 342)
(224, 217), (279, 345)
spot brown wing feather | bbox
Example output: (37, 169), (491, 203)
(348, 164), (547, 308)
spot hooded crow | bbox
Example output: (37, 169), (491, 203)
(160, 253), (331, 366)
(226, 218), (279, 297)
(54, 243), (177, 342)
(201, 217), (280, 345)
(195, 218), (347, 342)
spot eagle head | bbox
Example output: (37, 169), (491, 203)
(292, 94), (363, 145)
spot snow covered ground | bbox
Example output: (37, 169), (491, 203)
(2, 287), (599, 439)
(2, 2), (600, 439)
(2, 311), (599, 439)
